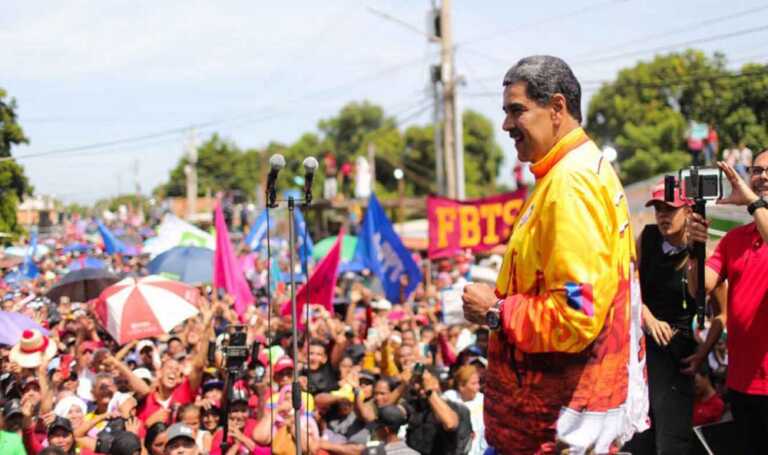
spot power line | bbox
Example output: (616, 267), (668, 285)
(570, 4), (768, 60)
(3, 55), (430, 163)
(573, 23), (768, 65)
(366, 6), (432, 39)
(462, 67), (768, 98)
(459, 0), (630, 46)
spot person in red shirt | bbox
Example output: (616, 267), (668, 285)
(693, 365), (725, 427)
(688, 152), (768, 452)
(137, 302), (215, 425)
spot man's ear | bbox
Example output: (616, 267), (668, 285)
(550, 93), (567, 123)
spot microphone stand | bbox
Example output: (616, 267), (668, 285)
(287, 195), (303, 455)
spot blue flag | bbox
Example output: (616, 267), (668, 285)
(354, 194), (422, 303)
(245, 209), (273, 251)
(97, 221), (128, 254)
(20, 232), (39, 280)
(294, 207), (314, 273)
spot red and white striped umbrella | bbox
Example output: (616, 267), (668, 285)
(94, 275), (200, 344)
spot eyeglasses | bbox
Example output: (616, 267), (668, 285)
(749, 166), (768, 177)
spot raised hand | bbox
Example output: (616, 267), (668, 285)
(717, 161), (758, 206)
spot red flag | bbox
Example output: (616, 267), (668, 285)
(213, 200), (254, 318)
(281, 228), (344, 324)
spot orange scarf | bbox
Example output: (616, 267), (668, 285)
(530, 127), (589, 179)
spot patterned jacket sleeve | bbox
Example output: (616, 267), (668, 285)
(500, 173), (621, 353)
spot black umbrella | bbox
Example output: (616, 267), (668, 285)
(46, 268), (119, 303)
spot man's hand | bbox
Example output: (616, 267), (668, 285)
(421, 370), (440, 394)
(686, 212), (710, 245)
(717, 161), (759, 206)
(643, 312), (676, 347)
(462, 283), (497, 325)
(681, 350), (706, 376)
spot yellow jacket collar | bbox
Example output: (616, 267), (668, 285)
(530, 127), (589, 179)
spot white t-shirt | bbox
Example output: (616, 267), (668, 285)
(443, 390), (487, 455)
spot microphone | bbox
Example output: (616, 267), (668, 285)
(266, 154), (285, 208)
(302, 156), (319, 206)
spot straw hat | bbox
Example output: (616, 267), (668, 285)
(10, 329), (57, 369)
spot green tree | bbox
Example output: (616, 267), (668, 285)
(0, 89), (32, 236)
(161, 134), (262, 198)
(586, 50), (768, 183)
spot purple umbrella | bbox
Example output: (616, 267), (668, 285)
(0, 311), (49, 346)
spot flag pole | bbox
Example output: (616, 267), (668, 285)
(287, 196), (302, 455)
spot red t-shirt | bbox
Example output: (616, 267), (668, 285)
(209, 418), (270, 455)
(693, 393), (725, 426)
(707, 222), (768, 394)
(137, 377), (196, 423)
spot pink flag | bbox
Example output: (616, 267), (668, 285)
(281, 228), (344, 324)
(213, 200), (254, 318)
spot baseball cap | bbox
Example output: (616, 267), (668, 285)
(132, 368), (153, 383)
(371, 298), (392, 311)
(359, 370), (378, 384)
(3, 399), (22, 418)
(48, 416), (74, 435)
(110, 431), (142, 455)
(166, 423), (196, 445)
(375, 405), (408, 431)
(136, 340), (155, 353)
(273, 356), (294, 374)
(645, 178), (692, 208)
(202, 379), (225, 393)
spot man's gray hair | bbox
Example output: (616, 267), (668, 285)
(502, 55), (582, 123)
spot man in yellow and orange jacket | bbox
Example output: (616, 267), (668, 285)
(463, 55), (648, 454)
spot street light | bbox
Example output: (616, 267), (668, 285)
(394, 168), (405, 230)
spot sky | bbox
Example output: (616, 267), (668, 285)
(2, 0), (767, 203)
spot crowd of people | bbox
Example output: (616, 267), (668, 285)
(1, 54), (767, 455)
(0, 218), (495, 455)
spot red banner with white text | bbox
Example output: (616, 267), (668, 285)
(427, 189), (527, 259)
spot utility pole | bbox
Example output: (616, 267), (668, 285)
(440, 0), (457, 199)
(134, 159), (143, 220)
(431, 65), (444, 195)
(184, 129), (198, 221)
(454, 75), (465, 199)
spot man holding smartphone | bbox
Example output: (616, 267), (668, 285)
(687, 152), (768, 453)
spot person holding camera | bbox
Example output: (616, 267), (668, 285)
(687, 153), (768, 453)
(402, 365), (471, 455)
(624, 179), (726, 454)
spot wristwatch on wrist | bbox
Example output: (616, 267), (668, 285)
(748, 197), (768, 216)
(485, 299), (503, 330)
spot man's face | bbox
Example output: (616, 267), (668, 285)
(165, 437), (199, 455)
(93, 378), (116, 406)
(275, 367), (293, 388)
(49, 428), (73, 450)
(308, 345), (326, 371)
(160, 360), (180, 389)
(397, 346), (415, 371)
(750, 152), (768, 198)
(653, 203), (689, 238)
(502, 81), (558, 163)
(168, 340), (183, 356)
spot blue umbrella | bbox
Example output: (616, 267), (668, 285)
(69, 257), (105, 271)
(0, 311), (48, 346)
(147, 246), (214, 284)
(63, 243), (91, 253)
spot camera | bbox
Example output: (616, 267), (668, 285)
(665, 166), (723, 202)
(223, 325), (248, 370)
(94, 418), (126, 453)
(413, 362), (425, 378)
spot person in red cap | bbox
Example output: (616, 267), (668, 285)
(624, 178), (726, 453)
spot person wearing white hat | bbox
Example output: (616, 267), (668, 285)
(9, 329), (57, 369)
